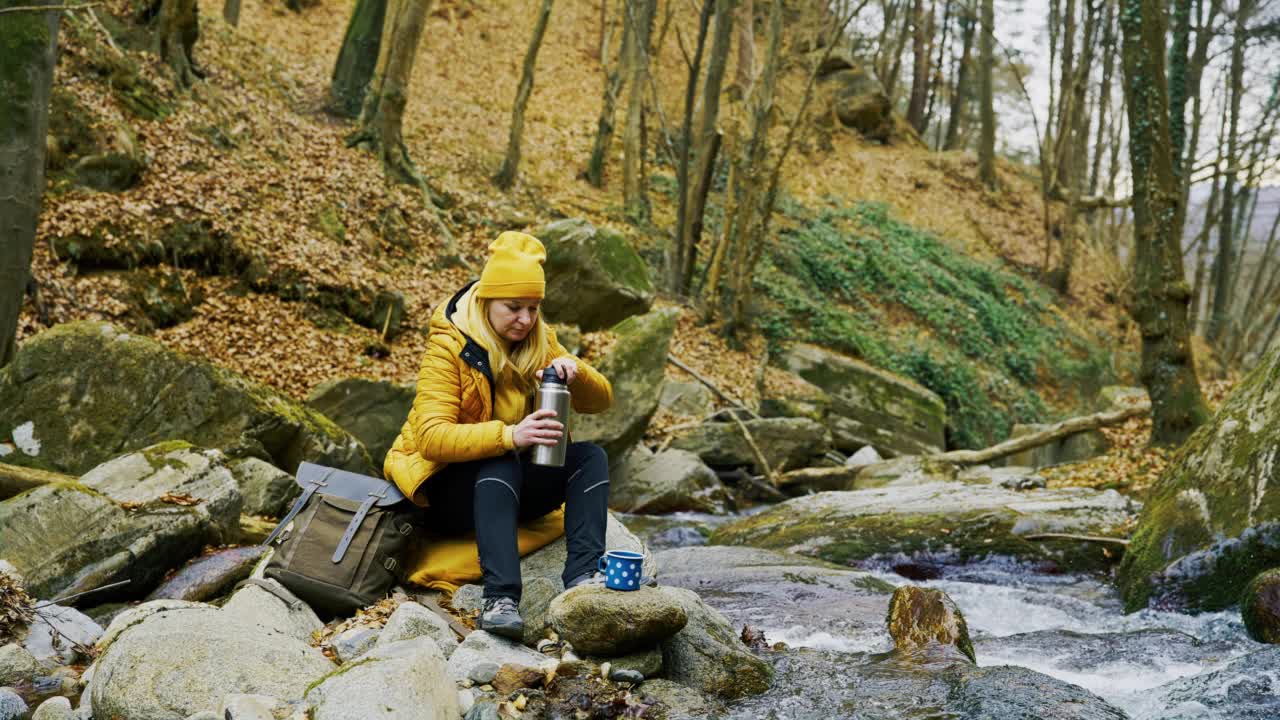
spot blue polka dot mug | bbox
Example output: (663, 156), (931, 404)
(598, 550), (646, 591)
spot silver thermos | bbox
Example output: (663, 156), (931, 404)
(531, 367), (570, 467)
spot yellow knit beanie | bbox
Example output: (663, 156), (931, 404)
(475, 231), (547, 299)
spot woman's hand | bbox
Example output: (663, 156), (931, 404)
(512, 408), (564, 448)
(548, 357), (578, 384)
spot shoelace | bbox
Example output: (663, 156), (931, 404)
(486, 597), (518, 614)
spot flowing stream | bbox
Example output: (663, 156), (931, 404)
(622, 511), (1276, 720)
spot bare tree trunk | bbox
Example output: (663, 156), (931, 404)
(905, 0), (933, 134)
(925, 0), (952, 145)
(1118, 0), (1210, 445)
(1052, 0), (1076, 188)
(156, 0), (202, 88)
(883, 3), (912, 98)
(1206, 0), (1254, 343)
(1176, 0), (1224, 235)
(1088, 0), (1114, 194)
(732, 0), (754, 97)
(977, 0), (996, 188)
(0, 0), (58, 367)
(673, 0), (734, 295)
(223, 0), (241, 26)
(670, 0), (713, 294)
(495, 0), (555, 189)
(1189, 167), (1221, 331)
(1050, 0), (1098, 294)
(331, 0), (388, 118)
(586, 2), (630, 187)
(353, 0), (431, 186)
(621, 0), (654, 216)
(943, 0), (974, 150)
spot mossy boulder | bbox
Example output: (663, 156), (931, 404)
(306, 377), (415, 471)
(886, 585), (975, 663)
(1242, 569), (1280, 644)
(538, 218), (655, 332)
(668, 416), (833, 473)
(1117, 345), (1280, 612)
(659, 587), (772, 701)
(0, 322), (373, 476)
(574, 309), (678, 460)
(549, 586), (688, 656)
(781, 343), (945, 457)
(657, 381), (715, 419)
(73, 152), (143, 192)
(819, 65), (893, 142)
(610, 447), (733, 514)
(711, 482), (1136, 574)
(0, 443), (241, 601)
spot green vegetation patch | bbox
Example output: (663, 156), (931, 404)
(756, 199), (1114, 449)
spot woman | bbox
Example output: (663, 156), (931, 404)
(384, 231), (614, 640)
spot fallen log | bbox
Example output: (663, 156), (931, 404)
(934, 402), (1151, 466)
(777, 466), (861, 493)
(0, 462), (77, 500)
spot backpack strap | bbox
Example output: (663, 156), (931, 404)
(262, 468), (334, 547)
(332, 485), (390, 564)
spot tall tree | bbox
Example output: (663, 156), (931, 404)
(0, 0), (59, 367)
(1088, 0), (1116, 194)
(942, 0), (975, 150)
(155, 0), (201, 87)
(977, 0), (996, 187)
(1206, 0), (1256, 342)
(351, 0), (432, 186)
(586, 2), (630, 187)
(330, 0), (389, 118)
(672, 0), (734, 295)
(1118, 0), (1210, 444)
(906, 0), (934, 133)
(621, 0), (654, 216)
(495, 0), (555, 189)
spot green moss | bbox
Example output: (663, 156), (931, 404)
(1242, 568), (1280, 643)
(140, 441), (197, 472)
(305, 656), (374, 694)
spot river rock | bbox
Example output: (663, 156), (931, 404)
(0, 322), (372, 476)
(31, 696), (73, 720)
(845, 445), (883, 468)
(781, 343), (945, 457)
(221, 579), (323, 642)
(445, 631), (554, 683)
(490, 664), (544, 694)
(0, 689), (27, 720)
(1118, 345), (1280, 612)
(304, 638), (458, 719)
(88, 603), (335, 718)
(657, 382), (714, 418)
(306, 378), (415, 472)
(218, 694), (289, 720)
(519, 513), (656, 595)
(574, 309), (678, 460)
(1148, 645), (1280, 719)
(548, 586), (687, 655)
(228, 457), (298, 518)
(886, 585), (975, 662)
(1242, 568), (1280, 643)
(145, 546), (268, 602)
(376, 601), (458, 658)
(18, 604), (102, 667)
(636, 679), (724, 720)
(0, 644), (40, 686)
(331, 625), (379, 664)
(712, 482), (1136, 574)
(659, 587), (772, 700)
(518, 576), (559, 645)
(588, 646), (662, 678)
(610, 448), (732, 514)
(668, 417), (833, 473)
(0, 443), (242, 601)
(537, 219), (655, 332)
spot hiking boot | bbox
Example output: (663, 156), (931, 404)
(479, 596), (524, 640)
(564, 571), (607, 591)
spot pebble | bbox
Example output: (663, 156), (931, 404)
(464, 701), (500, 720)
(0, 688), (28, 720)
(468, 661), (500, 685)
(32, 696), (73, 720)
(609, 668), (645, 685)
(457, 688), (475, 714)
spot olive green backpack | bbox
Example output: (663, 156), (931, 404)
(261, 462), (416, 616)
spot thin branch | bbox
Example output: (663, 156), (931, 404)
(667, 353), (760, 419)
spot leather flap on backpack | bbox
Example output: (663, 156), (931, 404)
(296, 462), (406, 507)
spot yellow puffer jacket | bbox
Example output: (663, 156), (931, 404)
(384, 282), (613, 506)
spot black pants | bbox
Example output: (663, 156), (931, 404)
(424, 442), (609, 600)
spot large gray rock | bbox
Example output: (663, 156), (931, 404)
(668, 417), (833, 472)
(0, 689), (27, 720)
(31, 696), (73, 720)
(18, 604), (103, 667)
(376, 602), (458, 658)
(0, 322), (373, 476)
(228, 458), (298, 518)
(0, 644), (41, 686)
(305, 638), (459, 720)
(1146, 646), (1280, 719)
(610, 448), (732, 514)
(537, 219), (655, 332)
(712, 481), (1136, 574)
(659, 587), (772, 700)
(306, 378), (415, 472)
(574, 309), (678, 460)
(0, 444), (242, 601)
(145, 546), (268, 603)
(657, 382), (714, 419)
(88, 603), (335, 719)
(444, 631), (554, 683)
(781, 343), (946, 457)
(1118, 345), (1280, 612)
(221, 579), (323, 643)
(548, 586), (687, 655)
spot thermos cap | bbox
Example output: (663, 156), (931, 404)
(541, 367), (565, 384)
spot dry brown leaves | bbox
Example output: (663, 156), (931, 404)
(0, 573), (35, 644)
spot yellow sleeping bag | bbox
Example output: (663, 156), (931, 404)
(404, 507), (566, 594)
